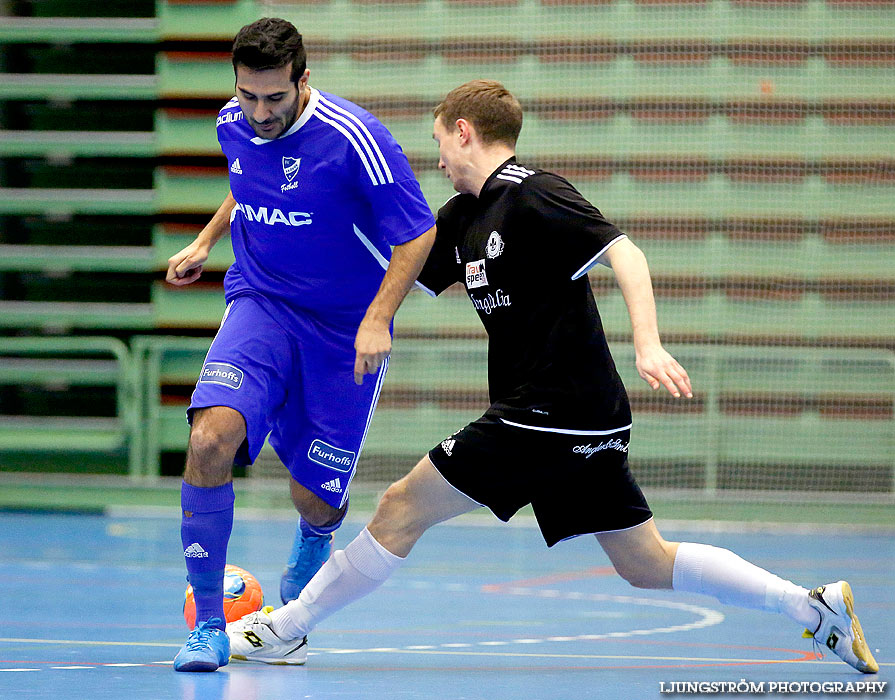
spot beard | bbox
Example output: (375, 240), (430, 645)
(248, 91), (302, 139)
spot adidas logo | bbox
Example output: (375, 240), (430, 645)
(184, 543), (209, 558)
(321, 478), (342, 493)
(440, 438), (455, 456)
(495, 163), (534, 185)
(230, 158), (243, 175)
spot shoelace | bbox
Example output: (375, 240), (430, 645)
(291, 534), (331, 570)
(801, 611), (825, 662)
(185, 618), (224, 651)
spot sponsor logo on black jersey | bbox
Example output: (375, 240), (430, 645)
(470, 289), (511, 315)
(486, 231), (504, 259)
(466, 259), (488, 289)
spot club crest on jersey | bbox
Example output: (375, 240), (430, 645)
(486, 231), (504, 259)
(281, 157), (301, 191)
(283, 157), (301, 181)
(465, 259), (488, 289)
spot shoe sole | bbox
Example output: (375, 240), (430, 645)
(840, 582), (879, 674)
(174, 657), (229, 672)
(230, 654), (307, 666)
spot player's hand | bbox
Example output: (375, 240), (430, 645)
(635, 344), (693, 398)
(354, 319), (392, 385)
(166, 241), (210, 286)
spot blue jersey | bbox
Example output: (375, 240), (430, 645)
(217, 88), (435, 315)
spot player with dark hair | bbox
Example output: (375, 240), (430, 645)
(167, 17), (436, 672)
(225, 79), (878, 674)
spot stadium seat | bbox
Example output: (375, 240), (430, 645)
(0, 244), (153, 273)
(0, 337), (138, 473)
(4, 0), (892, 493)
(152, 224), (234, 272)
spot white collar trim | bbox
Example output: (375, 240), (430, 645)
(250, 86), (320, 145)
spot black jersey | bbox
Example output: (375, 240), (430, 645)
(418, 158), (632, 431)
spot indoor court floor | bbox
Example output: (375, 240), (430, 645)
(1, 509), (891, 699)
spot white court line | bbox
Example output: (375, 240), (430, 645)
(12, 582), (890, 670)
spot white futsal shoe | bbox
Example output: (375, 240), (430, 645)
(803, 581), (878, 674)
(227, 606), (308, 665)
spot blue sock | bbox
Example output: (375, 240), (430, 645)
(181, 481), (234, 630)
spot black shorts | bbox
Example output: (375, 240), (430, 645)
(427, 410), (652, 547)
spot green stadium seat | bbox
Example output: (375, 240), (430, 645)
(0, 187), (155, 215)
(156, 108), (220, 156)
(152, 224), (235, 272)
(154, 166), (227, 214)
(149, 275), (895, 347)
(157, 43), (895, 102)
(130, 335), (209, 476)
(4, 0), (891, 489)
(153, 0), (895, 43)
(0, 73), (157, 101)
(0, 337), (139, 473)
(0, 300), (154, 331)
(152, 98), (894, 162)
(25, 0), (153, 17)
(0, 244), (154, 273)
(0, 16), (158, 43)
(153, 162), (894, 219)
(0, 130), (155, 158)
(133, 336), (894, 486)
(151, 281), (227, 329)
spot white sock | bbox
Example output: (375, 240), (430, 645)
(672, 542), (819, 629)
(270, 527), (404, 640)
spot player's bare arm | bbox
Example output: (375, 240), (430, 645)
(165, 191), (237, 286)
(601, 237), (693, 399)
(354, 226), (436, 385)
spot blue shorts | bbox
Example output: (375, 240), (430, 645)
(188, 293), (388, 509)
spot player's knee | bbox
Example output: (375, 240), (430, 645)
(299, 499), (345, 529)
(377, 479), (425, 536)
(185, 414), (242, 478)
(612, 549), (675, 589)
(615, 563), (663, 589)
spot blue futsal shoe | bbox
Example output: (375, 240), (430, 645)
(280, 532), (334, 604)
(173, 618), (230, 672)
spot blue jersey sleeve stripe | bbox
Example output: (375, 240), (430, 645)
(354, 224), (436, 294)
(318, 96), (394, 184)
(352, 225), (390, 271)
(317, 101), (386, 185)
(313, 111), (380, 186)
